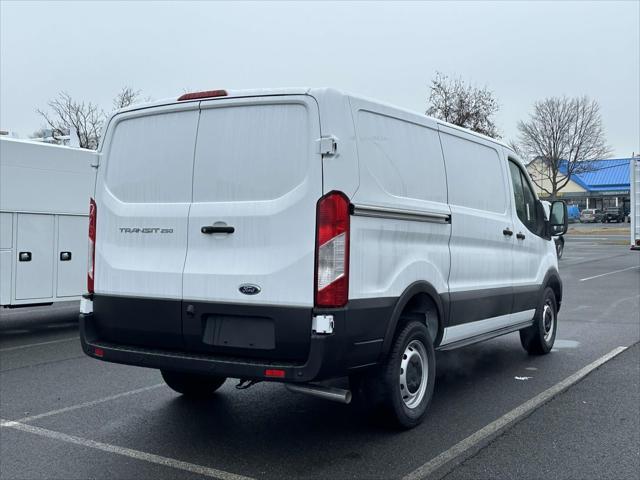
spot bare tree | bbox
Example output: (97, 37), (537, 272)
(36, 92), (104, 149)
(36, 87), (147, 149)
(426, 72), (500, 138)
(517, 96), (612, 199)
(113, 86), (142, 110)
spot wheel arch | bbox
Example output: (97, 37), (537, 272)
(380, 281), (448, 357)
(542, 268), (563, 312)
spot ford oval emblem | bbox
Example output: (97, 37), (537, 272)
(239, 284), (261, 295)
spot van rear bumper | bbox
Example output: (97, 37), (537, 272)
(80, 313), (332, 382)
(79, 296), (395, 382)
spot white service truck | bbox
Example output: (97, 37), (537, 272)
(632, 157), (640, 250)
(1, 137), (96, 307)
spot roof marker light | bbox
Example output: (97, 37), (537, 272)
(177, 90), (228, 101)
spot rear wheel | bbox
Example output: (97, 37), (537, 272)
(161, 370), (226, 397)
(351, 321), (435, 429)
(520, 287), (557, 355)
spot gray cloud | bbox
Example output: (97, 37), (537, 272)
(1, 1), (638, 156)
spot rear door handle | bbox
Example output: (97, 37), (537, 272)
(516, 232), (526, 240)
(201, 225), (235, 234)
(502, 228), (513, 237)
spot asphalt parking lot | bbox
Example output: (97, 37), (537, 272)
(1, 238), (639, 480)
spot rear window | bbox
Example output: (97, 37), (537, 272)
(105, 109), (199, 203)
(192, 103), (310, 202)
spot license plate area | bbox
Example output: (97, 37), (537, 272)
(202, 315), (275, 350)
(182, 301), (312, 361)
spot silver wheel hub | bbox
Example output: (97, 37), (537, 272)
(542, 301), (555, 343)
(399, 339), (428, 409)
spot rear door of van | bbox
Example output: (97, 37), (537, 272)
(182, 96), (322, 361)
(93, 103), (199, 349)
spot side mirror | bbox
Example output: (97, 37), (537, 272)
(550, 200), (568, 235)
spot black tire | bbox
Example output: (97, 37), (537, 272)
(161, 370), (226, 397)
(350, 321), (435, 429)
(520, 287), (557, 355)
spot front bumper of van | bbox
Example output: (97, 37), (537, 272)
(79, 296), (393, 383)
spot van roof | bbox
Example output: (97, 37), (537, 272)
(110, 87), (512, 152)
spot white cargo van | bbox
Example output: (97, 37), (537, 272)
(1, 138), (96, 307)
(80, 88), (568, 428)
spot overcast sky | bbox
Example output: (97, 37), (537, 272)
(1, 1), (638, 157)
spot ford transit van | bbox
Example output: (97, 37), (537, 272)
(80, 88), (568, 428)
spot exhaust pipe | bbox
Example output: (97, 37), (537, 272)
(285, 383), (352, 404)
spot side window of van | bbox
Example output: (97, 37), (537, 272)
(508, 160), (540, 235)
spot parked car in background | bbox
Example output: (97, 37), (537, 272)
(580, 208), (603, 223)
(603, 206), (625, 223)
(567, 205), (580, 223)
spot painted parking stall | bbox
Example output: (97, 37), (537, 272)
(1, 241), (638, 479)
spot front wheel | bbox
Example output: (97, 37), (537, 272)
(161, 370), (226, 397)
(351, 321), (435, 429)
(520, 287), (557, 355)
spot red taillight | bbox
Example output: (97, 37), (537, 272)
(265, 369), (285, 378)
(315, 191), (350, 308)
(94, 347), (104, 358)
(177, 89), (227, 101)
(87, 198), (96, 294)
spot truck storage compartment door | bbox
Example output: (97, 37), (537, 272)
(15, 214), (55, 300)
(182, 96), (322, 360)
(92, 104), (199, 349)
(56, 215), (89, 297)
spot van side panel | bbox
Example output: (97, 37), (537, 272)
(438, 126), (516, 341)
(348, 99), (451, 350)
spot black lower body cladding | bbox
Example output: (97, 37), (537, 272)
(91, 295), (312, 362)
(81, 295), (396, 382)
(81, 280), (556, 383)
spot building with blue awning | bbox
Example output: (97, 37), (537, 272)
(528, 158), (633, 213)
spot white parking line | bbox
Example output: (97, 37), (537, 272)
(579, 266), (640, 282)
(0, 419), (254, 480)
(566, 236), (609, 240)
(0, 337), (78, 352)
(16, 383), (165, 423)
(402, 346), (628, 480)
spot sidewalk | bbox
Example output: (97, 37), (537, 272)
(444, 343), (640, 480)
